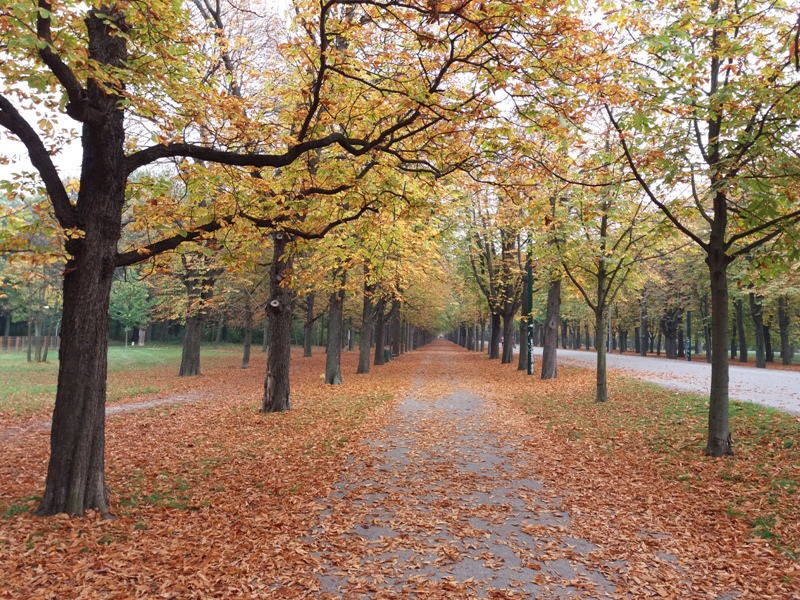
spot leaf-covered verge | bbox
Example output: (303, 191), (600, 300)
(0, 342), (797, 598)
(0, 349), (410, 597)
(456, 356), (800, 597)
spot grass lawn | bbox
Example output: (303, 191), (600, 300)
(0, 344), (248, 418)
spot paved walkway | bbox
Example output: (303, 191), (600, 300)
(307, 370), (619, 598)
(531, 347), (800, 414)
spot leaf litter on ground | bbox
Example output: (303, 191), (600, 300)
(0, 341), (797, 598)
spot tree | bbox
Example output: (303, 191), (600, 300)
(604, 0), (800, 455)
(1, 0), (525, 514)
(109, 279), (152, 347)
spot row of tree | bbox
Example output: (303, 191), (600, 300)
(1, 0), (798, 517)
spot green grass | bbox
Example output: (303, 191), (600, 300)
(0, 345), (242, 416)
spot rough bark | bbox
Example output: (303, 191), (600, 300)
(303, 293), (314, 358)
(325, 272), (346, 385)
(262, 232), (295, 413)
(541, 280), (560, 380)
(241, 300), (252, 369)
(180, 316), (204, 376)
(34, 11), (128, 516)
(705, 248), (732, 456)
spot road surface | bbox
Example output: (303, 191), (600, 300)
(530, 347), (800, 414)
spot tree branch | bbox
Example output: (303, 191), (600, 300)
(0, 95), (76, 230)
(115, 216), (233, 267)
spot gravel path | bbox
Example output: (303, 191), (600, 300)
(532, 347), (800, 414)
(308, 372), (619, 598)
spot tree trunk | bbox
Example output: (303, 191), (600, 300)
(374, 298), (387, 365)
(241, 300), (252, 369)
(357, 281), (375, 374)
(26, 319), (32, 362)
(180, 316), (203, 376)
(749, 292), (766, 369)
(35, 13), (129, 515)
(541, 280), (560, 380)
(390, 300), (401, 358)
(595, 310), (607, 402)
(634, 326), (640, 354)
(517, 319), (527, 371)
(736, 298), (747, 363)
(660, 310), (680, 359)
(489, 312), (501, 359)
(640, 299), (648, 356)
(41, 318), (51, 363)
(501, 312), (515, 364)
(560, 319), (567, 350)
(764, 325), (774, 363)
(325, 272), (346, 385)
(705, 248), (733, 456)
(262, 232), (295, 413)
(34, 317), (43, 362)
(348, 317), (355, 352)
(303, 293), (314, 358)
(656, 330), (661, 356)
(730, 320), (737, 359)
(779, 296), (791, 366)
(479, 317), (485, 352)
(137, 327), (145, 347)
(214, 316), (224, 344)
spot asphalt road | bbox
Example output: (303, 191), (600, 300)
(530, 347), (800, 414)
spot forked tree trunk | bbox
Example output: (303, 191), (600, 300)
(541, 280), (560, 380)
(35, 12), (128, 516)
(749, 292), (766, 368)
(706, 249), (733, 456)
(241, 300), (252, 369)
(325, 272), (346, 385)
(357, 281), (375, 374)
(303, 292), (314, 358)
(262, 232), (295, 413)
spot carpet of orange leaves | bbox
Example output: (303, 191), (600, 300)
(0, 341), (797, 598)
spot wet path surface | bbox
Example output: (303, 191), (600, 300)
(308, 372), (618, 598)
